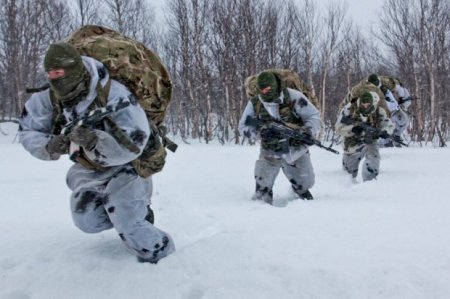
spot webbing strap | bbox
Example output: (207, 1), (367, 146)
(94, 80), (140, 154)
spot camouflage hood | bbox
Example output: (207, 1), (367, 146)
(63, 56), (109, 117)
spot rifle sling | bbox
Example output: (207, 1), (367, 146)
(94, 81), (140, 154)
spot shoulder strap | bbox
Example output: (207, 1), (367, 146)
(48, 89), (67, 135)
(94, 80), (140, 154)
(250, 96), (261, 117)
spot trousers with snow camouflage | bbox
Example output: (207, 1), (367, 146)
(342, 143), (380, 181)
(254, 148), (315, 200)
(67, 163), (175, 263)
(392, 109), (409, 139)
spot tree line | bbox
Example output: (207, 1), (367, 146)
(1, 0), (449, 146)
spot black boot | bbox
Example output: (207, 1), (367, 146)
(252, 184), (273, 205)
(299, 190), (314, 200)
(292, 186), (314, 200)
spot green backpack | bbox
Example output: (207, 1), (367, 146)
(67, 25), (176, 177)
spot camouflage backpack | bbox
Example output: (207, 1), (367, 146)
(379, 75), (403, 100)
(339, 80), (391, 117)
(244, 69), (320, 109)
(67, 25), (175, 177)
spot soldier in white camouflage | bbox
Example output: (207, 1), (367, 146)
(335, 91), (394, 181)
(19, 42), (175, 263)
(368, 74), (410, 147)
(239, 71), (321, 204)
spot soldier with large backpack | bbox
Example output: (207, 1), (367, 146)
(375, 75), (412, 147)
(19, 29), (175, 263)
(239, 70), (321, 204)
(335, 91), (394, 182)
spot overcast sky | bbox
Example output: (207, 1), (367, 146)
(149, 0), (383, 30)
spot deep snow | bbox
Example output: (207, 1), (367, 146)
(1, 122), (449, 299)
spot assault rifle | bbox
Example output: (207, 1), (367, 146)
(61, 100), (141, 164)
(341, 116), (408, 147)
(245, 116), (339, 154)
(61, 100), (131, 135)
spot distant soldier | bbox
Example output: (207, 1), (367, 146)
(239, 70), (321, 204)
(335, 91), (394, 181)
(368, 74), (410, 147)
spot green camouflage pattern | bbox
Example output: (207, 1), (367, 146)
(67, 25), (172, 127)
(379, 75), (402, 100)
(339, 80), (391, 117)
(66, 25), (173, 177)
(250, 95), (304, 152)
(379, 76), (397, 92)
(244, 69), (320, 109)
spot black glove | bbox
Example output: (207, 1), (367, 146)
(301, 129), (315, 146)
(243, 129), (256, 143)
(351, 125), (364, 135)
(392, 135), (403, 143)
(398, 97), (412, 105)
(260, 127), (281, 140)
(379, 131), (390, 139)
(69, 126), (98, 151)
(46, 134), (70, 155)
(243, 129), (254, 139)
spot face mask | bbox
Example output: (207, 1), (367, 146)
(49, 71), (89, 107)
(358, 92), (375, 116)
(258, 85), (280, 102)
(257, 72), (279, 102)
(44, 43), (89, 107)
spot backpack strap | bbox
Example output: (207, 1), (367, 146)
(94, 80), (140, 154)
(48, 89), (67, 135)
(250, 96), (261, 118)
(280, 89), (303, 130)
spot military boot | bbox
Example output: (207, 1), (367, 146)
(252, 185), (273, 205)
(292, 185), (314, 200)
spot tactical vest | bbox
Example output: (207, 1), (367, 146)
(344, 103), (380, 150)
(49, 79), (136, 171)
(251, 89), (305, 152)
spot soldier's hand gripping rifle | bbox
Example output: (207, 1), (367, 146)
(245, 116), (340, 154)
(61, 100), (137, 163)
(341, 116), (408, 147)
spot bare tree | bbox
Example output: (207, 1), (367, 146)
(0, 0), (72, 120)
(73, 0), (101, 27)
(101, 0), (158, 48)
(318, 1), (348, 127)
(379, 0), (450, 145)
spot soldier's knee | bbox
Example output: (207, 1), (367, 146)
(302, 174), (315, 190)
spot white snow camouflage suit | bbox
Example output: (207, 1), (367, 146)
(390, 83), (411, 145)
(239, 88), (321, 203)
(377, 77), (410, 147)
(19, 56), (175, 263)
(335, 92), (394, 181)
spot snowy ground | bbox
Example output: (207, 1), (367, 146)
(1, 122), (449, 299)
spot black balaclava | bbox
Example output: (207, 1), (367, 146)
(44, 42), (89, 107)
